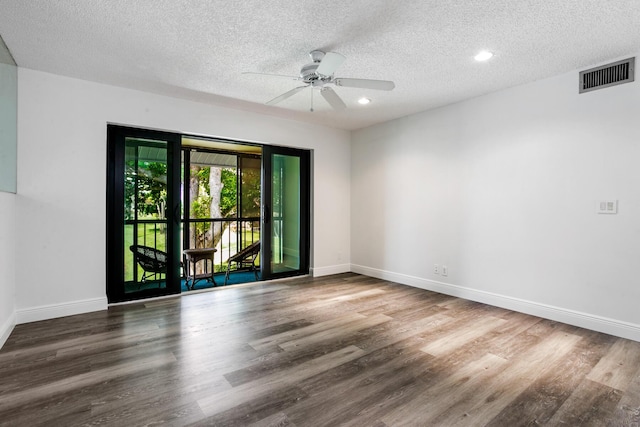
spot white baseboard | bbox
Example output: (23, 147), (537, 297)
(351, 264), (640, 343)
(0, 311), (16, 349)
(16, 297), (108, 325)
(311, 263), (352, 277)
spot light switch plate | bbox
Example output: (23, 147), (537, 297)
(596, 200), (618, 214)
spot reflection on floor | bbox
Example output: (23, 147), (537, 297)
(124, 271), (260, 293)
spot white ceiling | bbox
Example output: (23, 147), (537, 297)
(1, 1), (640, 130)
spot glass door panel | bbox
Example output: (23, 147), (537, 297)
(240, 156), (262, 267)
(124, 139), (169, 291)
(107, 126), (181, 303)
(262, 146), (310, 280)
(271, 154), (300, 273)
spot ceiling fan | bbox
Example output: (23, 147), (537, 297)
(244, 50), (395, 111)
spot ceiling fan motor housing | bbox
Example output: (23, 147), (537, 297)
(300, 63), (320, 81)
(309, 50), (325, 63)
(299, 50), (335, 85)
(300, 62), (332, 86)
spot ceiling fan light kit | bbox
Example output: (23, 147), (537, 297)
(248, 50), (395, 112)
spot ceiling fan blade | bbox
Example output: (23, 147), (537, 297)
(242, 72), (300, 80)
(266, 86), (308, 105)
(320, 87), (347, 110)
(334, 78), (395, 91)
(316, 52), (346, 77)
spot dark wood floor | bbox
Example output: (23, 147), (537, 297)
(1, 273), (640, 426)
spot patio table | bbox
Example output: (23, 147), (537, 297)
(183, 248), (217, 289)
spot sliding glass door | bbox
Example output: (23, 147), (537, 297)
(107, 126), (311, 302)
(106, 126), (181, 302)
(261, 146), (310, 280)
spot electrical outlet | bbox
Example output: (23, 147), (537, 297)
(442, 265), (448, 276)
(434, 264), (439, 274)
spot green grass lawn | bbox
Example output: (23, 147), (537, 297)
(124, 223), (259, 283)
(124, 223), (167, 282)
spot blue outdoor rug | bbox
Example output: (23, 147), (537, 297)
(184, 270), (259, 291)
(124, 271), (259, 294)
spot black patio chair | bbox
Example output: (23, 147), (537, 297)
(130, 245), (167, 287)
(225, 241), (260, 285)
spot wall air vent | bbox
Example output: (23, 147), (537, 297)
(579, 57), (635, 93)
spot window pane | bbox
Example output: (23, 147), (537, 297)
(241, 156), (261, 218)
(271, 154), (300, 273)
(188, 152), (237, 220)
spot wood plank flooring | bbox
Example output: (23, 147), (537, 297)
(1, 273), (640, 426)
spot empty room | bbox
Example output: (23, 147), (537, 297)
(1, 1), (639, 425)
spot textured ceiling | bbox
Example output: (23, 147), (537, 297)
(1, 1), (639, 130)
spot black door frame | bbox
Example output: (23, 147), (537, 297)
(261, 145), (311, 281)
(107, 126), (311, 302)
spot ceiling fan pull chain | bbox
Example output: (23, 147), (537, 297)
(310, 88), (314, 112)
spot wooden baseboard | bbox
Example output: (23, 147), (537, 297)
(311, 264), (351, 277)
(16, 297), (108, 325)
(0, 312), (16, 349)
(351, 264), (640, 342)
(0, 310), (16, 349)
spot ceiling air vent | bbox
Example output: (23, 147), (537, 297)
(579, 57), (635, 94)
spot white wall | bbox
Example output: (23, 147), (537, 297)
(0, 191), (16, 347)
(15, 68), (351, 323)
(352, 54), (640, 341)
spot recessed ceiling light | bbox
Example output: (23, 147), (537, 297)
(474, 50), (494, 62)
(358, 97), (371, 105)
